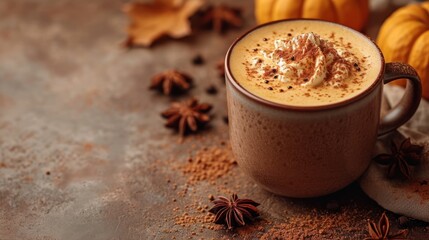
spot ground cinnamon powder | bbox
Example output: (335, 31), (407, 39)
(406, 180), (429, 202)
(174, 210), (215, 227)
(179, 145), (236, 185)
(405, 143), (429, 202)
(169, 143), (238, 236)
(172, 200), (223, 237)
(260, 207), (372, 239)
(170, 142), (383, 239)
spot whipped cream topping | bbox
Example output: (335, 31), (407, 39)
(251, 33), (357, 87)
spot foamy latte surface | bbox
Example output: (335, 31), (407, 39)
(229, 21), (382, 107)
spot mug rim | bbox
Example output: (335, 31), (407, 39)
(225, 19), (386, 111)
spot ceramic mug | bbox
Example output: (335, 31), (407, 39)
(225, 19), (422, 197)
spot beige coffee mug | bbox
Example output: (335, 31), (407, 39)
(225, 19), (422, 198)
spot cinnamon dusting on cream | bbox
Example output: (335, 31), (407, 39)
(249, 33), (357, 87)
(230, 21), (380, 107)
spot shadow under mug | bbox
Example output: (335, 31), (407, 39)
(225, 19), (422, 198)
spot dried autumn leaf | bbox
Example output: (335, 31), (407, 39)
(123, 0), (204, 47)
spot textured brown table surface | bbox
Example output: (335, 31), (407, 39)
(1, 0), (428, 239)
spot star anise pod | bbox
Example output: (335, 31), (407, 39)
(150, 70), (192, 95)
(200, 4), (243, 33)
(161, 98), (212, 136)
(209, 194), (260, 229)
(365, 212), (409, 240)
(374, 138), (423, 179)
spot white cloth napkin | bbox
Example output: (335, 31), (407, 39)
(360, 85), (429, 222)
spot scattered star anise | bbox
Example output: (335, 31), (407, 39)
(209, 194), (260, 229)
(374, 138), (423, 180)
(161, 98), (212, 136)
(366, 212), (409, 240)
(150, 70), (192, 95)
(200, 4), (243, 33)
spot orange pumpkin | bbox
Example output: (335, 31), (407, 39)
(377, 2), (429, 100)
(255, 0), (369, 31)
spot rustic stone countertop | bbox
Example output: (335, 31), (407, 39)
(1, 0), (428, 239)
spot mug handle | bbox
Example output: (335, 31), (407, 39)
(378, 62), (422, 136)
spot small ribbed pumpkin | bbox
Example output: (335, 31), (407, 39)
(377, 2), (429, 100)
(255, 0), (369, 31)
